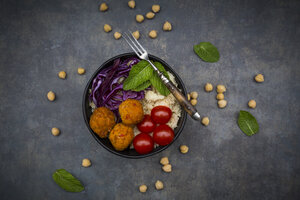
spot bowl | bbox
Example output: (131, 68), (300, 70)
(82, 53), (187, 158)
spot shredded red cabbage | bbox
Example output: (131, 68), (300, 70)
(90, 57), (145, 120)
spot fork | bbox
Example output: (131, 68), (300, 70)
(123, 32), (201, 121)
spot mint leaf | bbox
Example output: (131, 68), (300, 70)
(193, 42), (220, 62)
(123, 60), (153, 90)
(132, 80), (151, 91)
(238, 110), (259, 136)
(150, 61), (170, 96)
(52, 169), (84, 192)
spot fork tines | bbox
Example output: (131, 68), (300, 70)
(122, 31), (146, 57)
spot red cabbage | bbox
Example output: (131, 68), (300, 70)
(90, 57), (145, 121)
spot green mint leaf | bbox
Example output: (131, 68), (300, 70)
(52, 169), (84, 193)
(131, 80), (151, 91)
(123, 60), (153, 90)
(193, 42), (220, 62)
(238, 110), (259, 136)
(150, 61), (170, 96)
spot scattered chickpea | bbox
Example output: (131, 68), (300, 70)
(104, 24), (112, 32)
(82, 158), (91, 167)
(146, 11), (155, 19)
(218, 99), (227, 108)
(201, 117), (210, 126)
(217, 85), (226, 93)
(190, 91), (198, 99)
(136, 14), (144, 23)
(128, 0), (135, 9)
(99, 3), (108, 12)
(180, 145), (189, 154)
(187, 93), (191, 101)
(47, 91), (55, 101)
(216, 93), (224, 100)
(58, 71), (66, 79)
(190, 99), (197, 106)
(139, 184), (147, 193)
(152, 5), (160, 13)
(255, 74), (264, 83)
(163, 21), (172, 31)
(248, 100), (256, 108)
(162, 164), (172, 172)
(114, 32), (122, 40)
(155, 180), (164, 190)
(51, 127), (60, 136)
(132, 30), (140, 40)
(160, 157), (169, 165)
(205, 83), (213, 92)
(149, 30), (157, 39)
(77, 67), (85, 75)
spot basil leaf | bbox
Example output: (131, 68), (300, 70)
(123, 60), (153, 90)
(150, 61), (170, 96)
(193, 42), (220, 62)
(52, 169), (84, 193)
(132, 80), (151, 91)
(238, 110), (259, 136)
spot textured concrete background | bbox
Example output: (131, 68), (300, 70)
(0, 0), (299, 199)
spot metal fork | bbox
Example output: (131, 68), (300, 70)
(122, 32), (201, 121)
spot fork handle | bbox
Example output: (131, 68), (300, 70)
(147, 61), (201, 121)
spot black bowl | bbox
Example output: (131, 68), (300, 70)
(82, 53), (187, 158)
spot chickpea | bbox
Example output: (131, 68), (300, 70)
(136, 14), (144, 23)
(148, 30), (157, 39)
(255, 74), (264, 83)
(128, 0), (135, 9)
(155, 180), (164, 190)
(104, 24), (112, 32)
(99, 3), (108, 12)
(152, 4), (160, 13)
(218, 100), (227, 108)
(187, 93), (191, 101)
(248, 100), (256, 108)
(162, 164), (172, 172)
(160, 157), (169, 165)
(201, 117), (209, 126)
(146, 12), (155, 19)
(51, 127), (60, 136)
(190, 99), (197, 106)
(217, 85), (226, 93)
(132, 30), (140, 40)
(205, 83), (213, 92)
(216, 93), (224, 100)
(47, 91), (55, 101)
(163, 21), (172, 31)
(114, 32), (122, 40)
(82, 158), (91, 167)
(58, 71), (66, 79)
(78, 67), (85, 75)
(180, 145), (189, 154)
(139, 184), (147, 193)
(190, 91), (198, 99)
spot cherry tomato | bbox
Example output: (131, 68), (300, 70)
(137, 115), (156, 133)
(153, 124), (174, 146)
(151, 106), (172, 124)
(133, 133), (154, 154)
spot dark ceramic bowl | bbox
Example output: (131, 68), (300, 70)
(82, 53), (187, 158)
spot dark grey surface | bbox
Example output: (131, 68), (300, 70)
(0, 0), (299, 199)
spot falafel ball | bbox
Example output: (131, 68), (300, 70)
(89, 107), (116, 138)
(109, 123), (134, 151)
(119, 99), (144, 125)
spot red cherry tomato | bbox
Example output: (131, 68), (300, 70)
(137, 115), (156, 133)
(153, 124), (174, 146)
(133, 133), (154, 154)
(151, 106), (172, 124)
